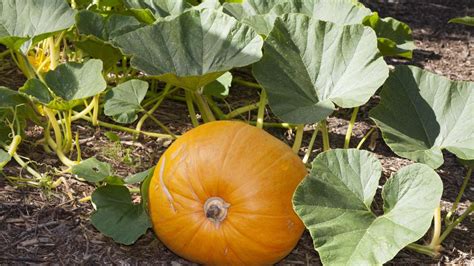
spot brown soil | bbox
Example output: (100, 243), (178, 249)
(1, 0), (473, 265)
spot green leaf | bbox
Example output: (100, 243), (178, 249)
(0, 86), (29, 108)
(448, 16), (474, 26)
(45, 59), (107, 102)
(113, 9), (263, 91)
(223, 0), (371, 36)
(71, 157), (113, 182)
(370, 65), (474, 169)
(0, 0), (76, 52)
(76, 11), (143, 41)
(75, 38), (123, 71)
(363, 12), (415, 59)
(293, 149), (443, 265)
(0, 149), (12, 167)
(104, 79), (149, 124)
(203, 71), (232, 97)
(104, 131), (121, 142)
(19, 79), (54, 105)
(124, 166), (155, 184)
(123, 0), (190, 18)
(253, 14), (388, 124)
(91, 185), (151, 245)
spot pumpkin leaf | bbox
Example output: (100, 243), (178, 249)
(91, 185), (151, 245)
(75, 38), (123, 71)
(104, 79), (149, 124)
(253, 14), (388, 124)
(0, 149), (12, 168)
(45, 59), (107, 102)
(363, 12), (415, 59)
(370, 65), (474, 169)
(19, 79), (54, 105)
(71, 157), (113, 182)
(123, 0), (191, 18)
(448, 16), (474, 26)
(113, 9), (263, 91)
(125, 166), (155, 184)
(0, 0), (76, 52)
(0, 86), (30, 108)
(203, 71), (232, 98)
(293, 149), (443, 265)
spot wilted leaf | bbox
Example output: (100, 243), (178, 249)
(253, 14), (388, 123)
(91, 185), (151, 245)
(370, 65), (474, 168)
(293, 149), (443, 265)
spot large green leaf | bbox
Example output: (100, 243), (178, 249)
(0, 86), (29, 108)
(75, 38), (123, 71)
(363, 12), (415, 59)
(370, 65), (474, 169)
(253, 14), (388, 124)
(123, 0), (190, 18)
(0, 0), (76, 52)
(293, 149), (443, 265)
(113, 9), (263, 91)
(223, 0), (371, 36)
(104, 79), (149, 124)
(91, 185), (151, 245)
(20, 59), (107, 110)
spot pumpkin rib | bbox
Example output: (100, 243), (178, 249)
(221, 229), (246, 264)
(225, 218), (283, 251)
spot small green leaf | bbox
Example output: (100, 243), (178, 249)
(75, 37), (123, 71)
(363, 12), (415, 59)
(104, 175), (126, 185)
(370, 65), (474, 168)
(91, 185), (151, 245)
(19, 79), (53, 105)
(71, 157), (113, 182)
(113, 9), (263, 91)
(0, 149), (12, 166)
(448, 16), (474, 26)
(104, 131), (121, 142)
(253, 14), (388, 124)
(203, 72), (232, 98)
(125, 166), (155, 184)
(104, 79), (149, 124)
(293, 149), (443, 265)
(45, 59), (107, 102)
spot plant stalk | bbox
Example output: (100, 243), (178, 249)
(440, 203), (474, 243)
(320, 120), (330, 151)
(303, 126), (319, 164)
(344, 107), (359, 149)
(233, 78), (262, 89)
(185, 90), (199, 127)
(292, 124), (305, 154)
(256, 89), (267, 129)
(193, 90), (216, 122)
(356, 127), (376, 149)
(428, 206), (442, 252)
(225, 102), (260, 119)
(445, 167), (472, 223)
(91, 94), (100, 126)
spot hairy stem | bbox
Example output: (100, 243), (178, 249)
(185, 90), (199, 127)
(445, 167), (472, 223)
(193, 90), (216, 122)
(233, 78), (262, 89)
(0, 135), (22, 169)
(428, 206), (442, 252)
(320, 120), (330, 151)
(344, 107), (359, 149)
(356, 127), (376, 149)
(225, 102), (260, 119)
(91, 94), (100, 126)
(256, 89), (267, 129)
(206, 96), (227, 120)
(292, 124), (305, 154)
(303, 126), (319, 164)
(136, 85), (173, 134)
(440, 203), (474, 243)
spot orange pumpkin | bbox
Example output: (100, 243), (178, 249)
(148, 121), (307, 265)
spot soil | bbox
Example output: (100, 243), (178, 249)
(1, 0), (473, 265)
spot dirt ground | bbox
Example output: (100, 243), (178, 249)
(1, 0), (473, 265)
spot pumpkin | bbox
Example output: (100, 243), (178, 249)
(148, 121), (307, 265)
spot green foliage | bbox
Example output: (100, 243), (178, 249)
(448, 16), (474, 26)
(363, 12), (415, 58)
(113, 9), (263, 91)
(104, 79), (149, 124)
(91, 185), (151, 245)
(0, 0), (76, 52)
(20, 59), (107, 110)
(253, 14), (388, 123)
(124, 167), (155, 184)
(293, 149), (443, 265)
(370, 66), (474, 169)
(71, 157), (113, 182)
(203, 72), (232, 98)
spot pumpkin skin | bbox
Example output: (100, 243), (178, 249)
(148, 121), (307, 265)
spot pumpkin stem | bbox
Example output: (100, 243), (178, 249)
(204, 197), (230, 223)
